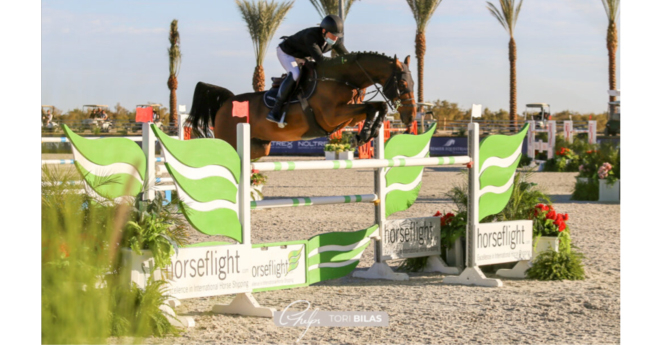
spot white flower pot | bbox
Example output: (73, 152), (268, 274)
(324, 151), (336, 160)
(533, 236), (559, 259)
(338, 151), (354, 160)
(598, 179), (620, 203)
(496, 236), (559, 279)
(576, 177), (591, 184)
(250, 184), (264, 201)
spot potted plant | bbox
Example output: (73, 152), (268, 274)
(250, 168), (267, 201)
(323, 143), (337, 160)
(337, 143), (354, 160)
(597, 162), (620, 202)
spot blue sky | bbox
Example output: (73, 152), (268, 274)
(41, 0), (620, 114)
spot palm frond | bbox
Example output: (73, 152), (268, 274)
(309, 0), (361, 19)
(405, 0), (444, 31)
(168, 19), (181, 77)
(236, 0), (295, 65)
(600, 0), (620, 22)
(486, 0), (523, 37)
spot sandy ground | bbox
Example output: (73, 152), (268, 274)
(147, 156), (619, 345)
(45, 154), (620, 344)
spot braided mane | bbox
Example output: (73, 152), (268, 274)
(319, 51), (394, 67)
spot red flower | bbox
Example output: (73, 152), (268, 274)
(440, 213), (455, 227)
(563, 213), (569, 221)
(546, 210), (557, 220)
(59, 243), (70, 258)
(433, 211), (442, 217)
(251, 168), (259, 174)
(558, 222), (566, 232)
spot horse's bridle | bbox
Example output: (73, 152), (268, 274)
(356, 59), (416, 111)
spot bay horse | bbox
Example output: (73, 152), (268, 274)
(188, 52), (416, 159)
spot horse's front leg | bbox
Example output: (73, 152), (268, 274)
(365, 102), (389, 140)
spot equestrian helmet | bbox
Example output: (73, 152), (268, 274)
(320, 14), (344, 38)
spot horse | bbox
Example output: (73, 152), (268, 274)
(187, 52), (417, 159)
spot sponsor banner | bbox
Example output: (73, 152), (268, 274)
(474, 220), (533, 266)
(249, 244), (306, 289)
(381, 217), (441, 260)
(429, 137), (468, 156)
(157, 244), (252, 299)
(269, 137), (332, 156)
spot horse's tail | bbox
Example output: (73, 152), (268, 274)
(188, 82), (235, 138)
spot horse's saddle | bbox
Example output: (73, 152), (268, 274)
(263, 60), (317, 109)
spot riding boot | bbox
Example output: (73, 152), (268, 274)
(267, 72), (296, 126)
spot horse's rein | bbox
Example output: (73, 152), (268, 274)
(355, 60), (415, 111)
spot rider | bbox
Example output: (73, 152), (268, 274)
(266, 14), (350, 125)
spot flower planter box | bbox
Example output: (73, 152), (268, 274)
(496, 236), (559, 279)
(576, 177), (591, 184)
(534, 236), (559, 258)
(338, 151), (354, 160)
(250, 184), (264, 201)
(324, 151), (337, 160)
(598, 179), (620, 203)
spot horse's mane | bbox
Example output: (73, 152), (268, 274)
(319, 51), (394, 68)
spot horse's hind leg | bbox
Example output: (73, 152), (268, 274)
(250, 138), (272, 160)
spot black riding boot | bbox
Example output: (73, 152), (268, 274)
(267, 72), (296, 126)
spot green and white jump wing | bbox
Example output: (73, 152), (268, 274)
(62, 125), (145, 204)
(306, 224), (378, 284)
(477, 124), (529, 221)
(384, 123), (436, 217)
(151, 125), (243, 242)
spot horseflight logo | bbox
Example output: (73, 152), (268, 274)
(287, 248), (303, 275)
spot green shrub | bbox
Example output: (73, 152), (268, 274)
(526, 249), (585, 281)
(571, 179), (599, 201)
(41, 167), (180, 343)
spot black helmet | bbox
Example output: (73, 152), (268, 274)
(320, 14), (344, 38)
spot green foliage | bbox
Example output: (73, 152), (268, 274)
(122, 194), (189, 271)
(526, 248), (585, 281)
(236, 0), (295, 65)
(496, 170), (551, 222)
(41, 168), (178, 343)
(518, 153), (532, 167)
(309, 0), (361, 19)
(405, 0), (444, 31)
(571, 179), (599, 201)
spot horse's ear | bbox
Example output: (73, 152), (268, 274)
(404, 55), (411, 66)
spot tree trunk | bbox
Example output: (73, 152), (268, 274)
(607, 21), (618, 103)
(168, 75), (178, 128)
(415, 30), (426, 103)
(253, 65), (265, 92)
(509, 37), (517, 130)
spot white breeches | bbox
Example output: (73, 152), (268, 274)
(277, 46), (301, 81)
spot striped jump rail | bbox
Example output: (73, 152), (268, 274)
(42, 157), (165, 165)
(42, 135), (178, 143)
(250, 194), (378, 210)
(252, 156), (471, 172)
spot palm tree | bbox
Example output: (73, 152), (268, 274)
(405, 0), (444, 104)
(486, 0), (523, 128)
(601, 0), (619, 102)
(236, 0), (295, 92)
(309, 0), (360, 19)
(167, 19), (181, 128)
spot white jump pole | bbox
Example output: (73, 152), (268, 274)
(142, 122), (156, 201)
(443, 122), (502, 287)
(352, 123), (409, 280)
(211, 123), (275, 318)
